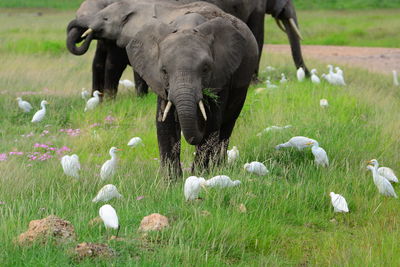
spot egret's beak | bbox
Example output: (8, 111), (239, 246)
(367, 160), (373, 164)
(117, 149), (123, 151)
(305, 142), (314, 146)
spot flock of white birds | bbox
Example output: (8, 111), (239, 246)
(14, 70), (399, 233)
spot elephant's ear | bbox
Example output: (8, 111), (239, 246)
(126, 20), (173, 99)
(195, 17), (245, 88)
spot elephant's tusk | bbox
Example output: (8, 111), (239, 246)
(198, 100), (207, 121)
(275, 18), (286, 33)
(289, 18), (303, 41)
(81, 28), (93, 38)
(162, 101), (172, 122)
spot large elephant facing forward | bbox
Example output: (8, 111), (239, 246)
(82, 1), (258, 176)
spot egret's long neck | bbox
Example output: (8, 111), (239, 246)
(41, 103), (46, 110)
(110, 151), (117, 161)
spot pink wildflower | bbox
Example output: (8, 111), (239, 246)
(0, 153), (7, 161)
(9, 151), (24, 155)
(90, 123), (101, 128)
(136, 196), (145, 201)
(0, 201), (5, 205)
(104, 115), (116, 123)
(40, 130), (50, 137)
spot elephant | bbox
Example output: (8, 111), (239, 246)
(266, 0), (309, 76)
(82, 1), (258, 176)
(66, 0), (265, 99)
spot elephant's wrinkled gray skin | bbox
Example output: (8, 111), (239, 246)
(266, 0), (309, 76)
(125, 10), (258, 177)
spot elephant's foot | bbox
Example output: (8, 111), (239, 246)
(191, 132), (225, 173)
(160, 159), (182, 181)
(103, 89), (118, 100)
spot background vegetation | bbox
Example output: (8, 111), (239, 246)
(1, 2), (400, 266)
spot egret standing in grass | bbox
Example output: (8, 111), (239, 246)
(329, 192), (349, 213)
(367, 164), (397, 198)
(184, 176), (206, 201)
(368, 159), (398, 183)
(81, 88), (90, 100)
(119, 79), (135, 89)
(320, 99), (329, 108)
(297, 67), (305, 82)
(60, 154), (81, 178)
(16, 97), (33, 113)
(244, 161), (269, 176)
(392, 70), (399, 86)
(205, 175), (241, 188)
(31, 100), (48, 123)
(311, 69), (320, 84)
(227, 146), (239, 164)
(280, 73), (287, 83)
(92, 184), (122, 203)
(99, 204), (120, 237)
(275, 136), (316, 150)
(100, 147), (121, 180)
(127, 137), (143, 147)
(84, 90), (102, 112)
(306, 141), (329, 167)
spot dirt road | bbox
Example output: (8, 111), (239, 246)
(265, 44), (400, 75)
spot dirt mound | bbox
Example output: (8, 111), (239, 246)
(17, 215), (76, 246)
(139, 213), (169, 232)
(74, 242), (116, 260)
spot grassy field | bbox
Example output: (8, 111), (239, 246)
(1, 6), (400, 267)
(1, 0), (400, 9)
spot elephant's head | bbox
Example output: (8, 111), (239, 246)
(127, 16), (245, 145)
(66, 0), (122, 55)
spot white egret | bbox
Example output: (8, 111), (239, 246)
(81, 88), (90, 100)
(31, 100), (48, 123)
(60, 154), (81, 178)
(184, 176), (206, 201)
(275, 136), (316, 150)
(311, 69), (320, 84)
(100, 147), (122, 180)
(227, 146), (239, 164)
(334, 67), (346, 86)
(119, 79), (135, 89)
(368, 159), (398, 183)
(393, 70), (399, 86)
(92, 184), (122, 203)
(205, 175), (241, 188)
(257, 125), (292, 136)
(329, 192), (349, 213)
(84, 90), (102, 112)
(266, 79), (278, 89)
(367, 165), (397, 198)
(306, 141), (329, 167)
(16, 97), (33, 112)
(127, 137), (143, 147)
(244, 161), (269, 176)
(320, 99), (329, 108)
(297, 67), (305, 82)
(99, 204), (120, 237)
(265, 66), (276, 72)
(280, 73), (287, 83)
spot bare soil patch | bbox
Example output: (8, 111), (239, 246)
(265, 44), (400, 75)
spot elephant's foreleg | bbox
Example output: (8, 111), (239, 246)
(104, 45), (129, 99)
(134, 72), (149, 97)
(92, 41), (107, 97)
(246, 10), (265, 82)
(156, 97), (182, 179)
(192, 131), (222, 174)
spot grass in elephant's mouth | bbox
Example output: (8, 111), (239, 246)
(203, 88), (219, 106)
(1, 8), (400, 267)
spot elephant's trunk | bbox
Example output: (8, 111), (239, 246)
(66, 19), (94, 56)
(171, 87), (205, 145)
(282, 18), (309, 76)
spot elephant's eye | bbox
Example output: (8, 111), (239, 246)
(161, 67), (168, 75)
(202, 65), (209, 74)
(103, 17), (108, 21)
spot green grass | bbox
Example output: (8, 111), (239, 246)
(1, 7), (400, 267)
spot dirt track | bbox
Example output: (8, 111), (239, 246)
(265, 44), (400, 75)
